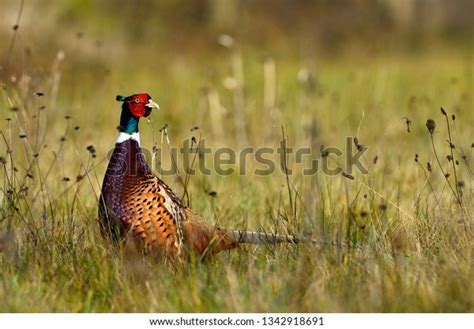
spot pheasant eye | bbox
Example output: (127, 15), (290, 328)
(134, 98), (140, 103)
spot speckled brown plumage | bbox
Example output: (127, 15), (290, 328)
(123, 178), (181, 251)
(99, 138), (188, 258)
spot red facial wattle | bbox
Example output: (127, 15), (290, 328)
(128, 93), (150, 118)
(129, 102), (146, 117)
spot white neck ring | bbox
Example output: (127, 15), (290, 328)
(115, 132), (140, 145)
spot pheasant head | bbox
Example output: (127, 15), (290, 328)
(116, 93), (160, 135)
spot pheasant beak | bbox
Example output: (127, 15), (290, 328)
(146, 99), (160, 111)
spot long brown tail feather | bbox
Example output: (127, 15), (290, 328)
(184, 214), (342, 258)
(229, 230), (303, 244)
(228, 231), (347, 248)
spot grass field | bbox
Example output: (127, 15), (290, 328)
(0, 2), (473, 312)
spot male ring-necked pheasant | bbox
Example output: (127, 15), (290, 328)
(99, 93), (300, 259)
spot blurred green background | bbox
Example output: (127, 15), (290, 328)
(1, 0), (472, 149)
(1, 0), (472, 94)
(1, 0), (473, 60)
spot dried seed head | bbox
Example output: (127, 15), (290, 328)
(86, 145), (96, 154)
(444, 173), (450, 178)
(62, 177), (70, 182)
(159, 123), (169, 133)
(414, 154), (419, 162)
(353, 137), (359, 147)
(35, 92), (44, 97)
(208, 191), (218, 197)
(60, 136), (66, 142)
(360, 210), (368, 218)
(19, 134), (27, 139)
(427, 162), (432, 172)
(440, 107), (447, 116)
(404, 117), (411, 133)
(457, 181), (465, 189)
(353, 137), (365, 151)
(447, 155), (453, 161)
(379, 203), (387, 211)
(87, 145), (97, 158)
(451, 114), (456, 121)
(74, 126), (80, 131)
(342, 172), (355, 180)
(76, 175), (83, 182)
(373, 155), (378, 165)
(0, 157), (6, 165)
(426, 119), (436, 134)
(320, 145), (329, 157)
